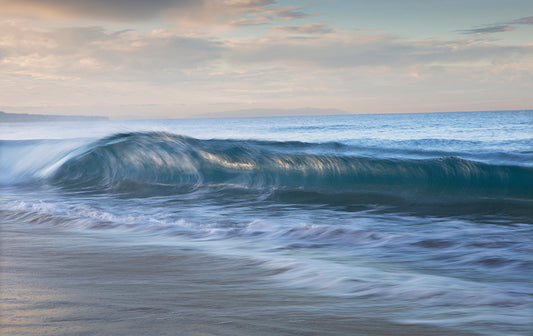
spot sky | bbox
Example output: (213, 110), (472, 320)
(0, 0), (532, 118)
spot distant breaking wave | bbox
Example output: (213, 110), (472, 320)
(44, 132), (532, 202)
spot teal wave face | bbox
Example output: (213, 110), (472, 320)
(50, 132), (533, 203)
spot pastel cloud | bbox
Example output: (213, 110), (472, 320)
(0, 22), (222, 82)
(226, 31), (533, 69)
(4, 19), (531, 85)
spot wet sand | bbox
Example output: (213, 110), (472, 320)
(1, 218), (478, 336)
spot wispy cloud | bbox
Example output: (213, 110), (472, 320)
(458, 16), (533, 34)
(226, 32), (533, 69)
(2, 19), (531, 83)
(272, 23), (333, 35)
(513, 16), (533, 25)
(459, 25), (514, 34)
(228, 6), (313, 26)
(266, 6), (311, 20)
(0, 22), (223, 81)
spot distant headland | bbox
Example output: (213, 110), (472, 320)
(0, 111), (108, 122)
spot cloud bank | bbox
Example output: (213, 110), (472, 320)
(1, 2), (532, 117)
(0, 0), (311, 27)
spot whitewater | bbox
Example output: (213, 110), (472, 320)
(1, 111), (532, 335)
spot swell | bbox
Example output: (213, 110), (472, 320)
(46, 132), (532, 203)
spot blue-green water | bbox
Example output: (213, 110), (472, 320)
(1, 111), (532, 335)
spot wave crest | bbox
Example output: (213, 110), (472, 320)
(48, 132), (533, 202)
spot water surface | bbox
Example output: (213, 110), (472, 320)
(1, 111), (532, 335)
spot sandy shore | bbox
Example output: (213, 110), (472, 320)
(1, 216), (478, 336)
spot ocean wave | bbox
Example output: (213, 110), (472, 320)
(3, 132), (532, 204)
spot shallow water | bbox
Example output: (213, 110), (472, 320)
(1, 111), (532, 335)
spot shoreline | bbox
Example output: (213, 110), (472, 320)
(0, 217), (479, 336)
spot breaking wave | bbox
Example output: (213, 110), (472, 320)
(3, 132), (532, 206)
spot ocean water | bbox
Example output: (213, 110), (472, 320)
(1, 111), (532, 335)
